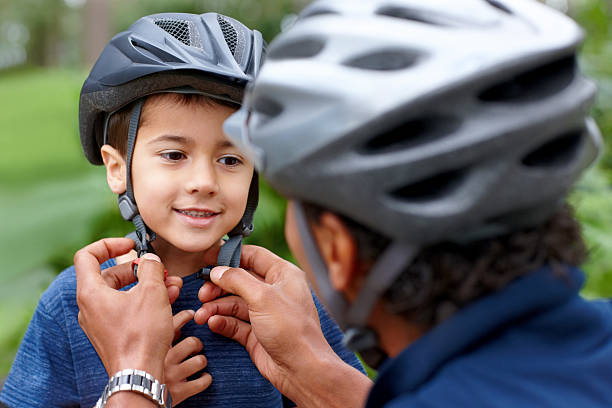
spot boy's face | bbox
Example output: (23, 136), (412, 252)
(104, 95), (254, 254)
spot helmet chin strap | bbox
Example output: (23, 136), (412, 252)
(114, 99), (258, 280)
(117, 99), (156, 259)
(292, 201), (418, 369)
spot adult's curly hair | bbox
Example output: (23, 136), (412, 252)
(303, 203), (586, 327)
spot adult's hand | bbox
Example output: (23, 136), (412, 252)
(194, 245), (372, 408)
(75, 238), (180, 384)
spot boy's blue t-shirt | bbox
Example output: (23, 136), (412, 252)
(0, 259), (364, 408)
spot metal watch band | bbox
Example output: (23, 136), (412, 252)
(95, 369), (172, 408)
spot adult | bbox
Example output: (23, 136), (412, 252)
(76, 0), (612, 407)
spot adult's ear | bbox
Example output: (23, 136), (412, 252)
(310, 211), (361, 301)
(100, 144), (127, 194)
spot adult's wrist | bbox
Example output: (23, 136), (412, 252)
(107, 392), (158, 407)
(108, 356), (165, 383)
(288, 345), (373, 408)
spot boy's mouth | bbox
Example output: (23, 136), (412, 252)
(175, 208), (220, 218)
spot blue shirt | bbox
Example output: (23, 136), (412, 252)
(366, 266), (612, 407)
(0, 259), (364, 407)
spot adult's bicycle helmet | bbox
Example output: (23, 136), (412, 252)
(80, 12), (264, 270)
(224, 0), (602, 365)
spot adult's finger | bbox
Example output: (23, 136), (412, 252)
(198, 281), (225, 304)
(74, 238), (134, 290)
(100, 262), (135, 290)
(208, 315), (252, 348)
(166, 276), (183, 304)
(194, 295), (249, 325)
(239, 245), (287, 280)
(166, 276), (183, 289)
(168, 286), (181, 304)
(209, 266), (268, 306)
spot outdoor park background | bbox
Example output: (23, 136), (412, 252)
(2, 0), (612, 378)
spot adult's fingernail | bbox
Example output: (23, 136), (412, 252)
(142, 253), (161, 263)
(211, 266), (229, 281)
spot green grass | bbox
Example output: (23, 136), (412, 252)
(0, 68), (89, 187)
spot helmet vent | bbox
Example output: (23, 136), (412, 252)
(253, 96), (283, 118)
(154, 18), (202, 49)
(344, 49), (422, 71)
(478, 56), (576, 103)
(485, 0), (513, 14)
(376, 6), (451, 27)
(301, 7), (339, 19)
(217, 15), (238, 55)
(268, 37), (325, 60)
(363, 115), (461, 153)
(391, 169), (467, 202)
(521, 130), (583, 168)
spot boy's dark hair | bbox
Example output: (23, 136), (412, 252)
(106, 93), (239, 156)
(303, 203), (587, 327)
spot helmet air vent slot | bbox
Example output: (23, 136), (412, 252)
(343, 49), (423, 71)
(376, 6), (452, 27)
(301, 8), (339, 19)
(253, 96), (283, 118)
(268, 37), (325, 60)
(484, 0), (513, 15)
(521, 130), (583, 168)
(391, 168), (467, 202)
(217, 15), (238, 55)
(154, 18), (202, 50)
(363, 115), (461, 153)
(478, 56), (576, 103)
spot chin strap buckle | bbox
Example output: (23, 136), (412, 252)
(196, 266), (215, 281)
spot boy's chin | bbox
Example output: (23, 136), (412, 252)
(161, 238), (223, 256)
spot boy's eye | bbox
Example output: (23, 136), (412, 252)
(161, 151), (185, 161)
(219, 156), (242, 166)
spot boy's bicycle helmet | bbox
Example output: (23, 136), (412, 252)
(80, 12), (264, 271)
(224, 0), (602, 366)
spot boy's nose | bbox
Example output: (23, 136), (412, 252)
(185, 162), (220, 196)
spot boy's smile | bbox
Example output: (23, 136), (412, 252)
(102, 94), (254, 274)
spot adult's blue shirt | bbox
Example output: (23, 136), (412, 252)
(0, 259), (364, 407)
(366, 266), (612, 407)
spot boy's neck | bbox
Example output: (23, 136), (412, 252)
(117, 238), (223, 278)
(152, 238), (222, 278)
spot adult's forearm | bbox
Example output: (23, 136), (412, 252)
(289, 352), (373, 408)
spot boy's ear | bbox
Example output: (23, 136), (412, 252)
(310, 211), (361, 301)
(100, 145), (127, 195)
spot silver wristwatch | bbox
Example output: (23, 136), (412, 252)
(95, 369), (172, 408)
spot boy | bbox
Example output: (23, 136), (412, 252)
(0, 12), (363, 408)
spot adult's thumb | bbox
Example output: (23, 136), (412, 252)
(210, 266), (265, 305)
(136, 253), (165, 283)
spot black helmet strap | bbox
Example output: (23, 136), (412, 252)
(117, 99), (156, 257)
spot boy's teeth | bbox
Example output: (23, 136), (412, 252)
(179, 209), (214, 217)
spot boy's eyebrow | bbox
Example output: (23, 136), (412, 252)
(148, 134), (191, 145)
(217, 140), (235, 148)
